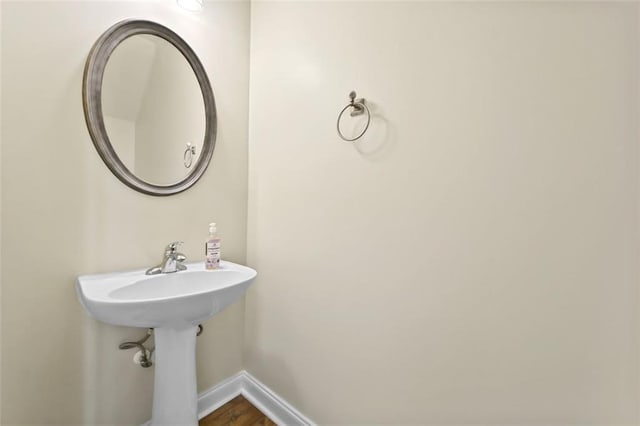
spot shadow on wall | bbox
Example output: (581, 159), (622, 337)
(244, 347), (305, 416)
(82, 316), (154, 425)
(349, 101), (396, 162)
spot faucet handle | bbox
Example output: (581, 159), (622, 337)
(165, 241), (183, 254)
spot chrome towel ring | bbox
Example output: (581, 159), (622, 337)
(183, 143), (196, 168)
(337, 91), (370, 142)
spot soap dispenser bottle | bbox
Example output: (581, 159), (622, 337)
(205, 222), (221, 270)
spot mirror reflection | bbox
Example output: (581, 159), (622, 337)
(101, 34), (205, 186)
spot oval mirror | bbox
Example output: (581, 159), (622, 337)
(83, 20), (216, 196)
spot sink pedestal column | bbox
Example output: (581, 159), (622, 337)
(151, 325), (199, 426)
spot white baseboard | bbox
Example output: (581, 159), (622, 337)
(239, 371), (314, 425)
(197, 371), (247, 419)
(143, 370), (314, 425)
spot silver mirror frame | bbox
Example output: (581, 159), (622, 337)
(83, 19), (217, 196)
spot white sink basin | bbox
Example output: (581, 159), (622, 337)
(77, 261), (256, 328)
(76, 260), (256, 426)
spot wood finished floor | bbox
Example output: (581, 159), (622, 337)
(199, 395), (277, 426)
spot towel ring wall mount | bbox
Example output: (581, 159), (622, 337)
(336, 91), (371, 142)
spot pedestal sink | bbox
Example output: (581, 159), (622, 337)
(76, 261), (256, 426)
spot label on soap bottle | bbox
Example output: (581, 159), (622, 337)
(205, 239), (221, 270)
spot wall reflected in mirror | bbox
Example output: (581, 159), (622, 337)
(101, 34), (205, 186)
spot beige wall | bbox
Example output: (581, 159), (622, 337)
(246, 2), (640, 424)
(1, 1), (250, 424)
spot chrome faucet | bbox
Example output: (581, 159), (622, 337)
(146, 241), (187, 275)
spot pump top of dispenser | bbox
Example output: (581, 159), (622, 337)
(209, 223), (217, 234)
